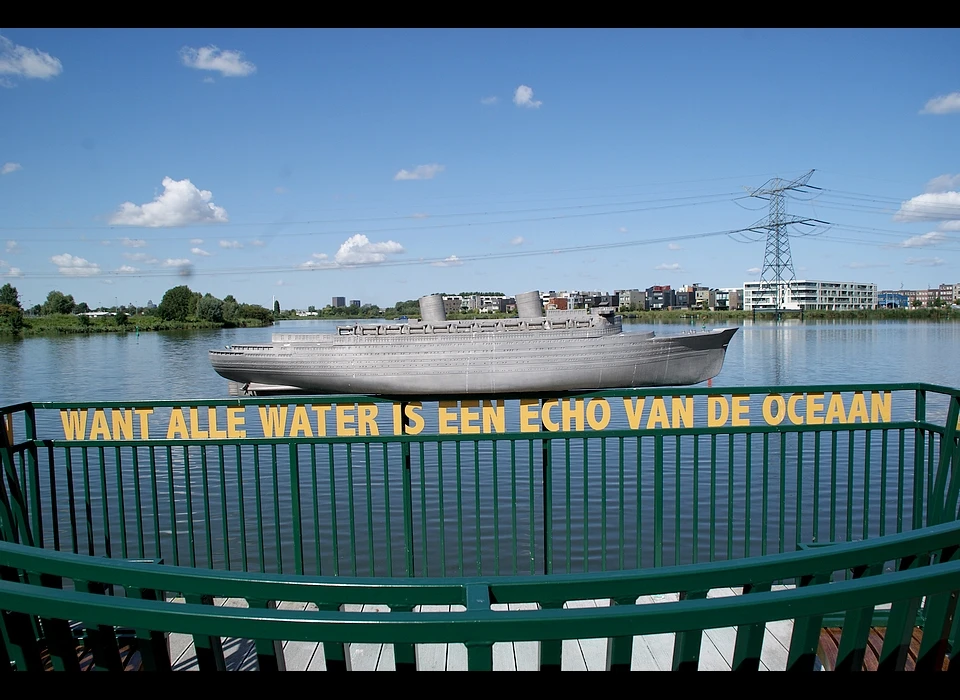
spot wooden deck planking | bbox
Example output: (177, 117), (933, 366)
(162, 586), (800, 670)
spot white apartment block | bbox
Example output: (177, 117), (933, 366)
(742, 280), (877, 311)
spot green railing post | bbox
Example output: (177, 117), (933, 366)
(24, 405), (41, 549)
(913, 389), (927, 530)
(927, 394), (959, 527)
(541, 401), (552, 576)
(400, 402), (415, 577)
(289, 443), (303, 575)
(654, 435), (664, 568)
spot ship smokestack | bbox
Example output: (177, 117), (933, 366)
(419, 294), (447, 324)
(516, 290), (544, 319)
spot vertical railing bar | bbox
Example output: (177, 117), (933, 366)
(148, 447), (159, 562)
(438, 442), (447, 576)
(115, 446), (127, 559)
(913, 390), (926, 531)
(584, 436), (590, 573)
(880, 429), (888, 538)
(131, 447), (143, 559)
(528, 439), (535, 576)
(183, 445), (195, 568)
(289, 443), (303, 577)
(812, 432), (821, 544)
(926, 431), (935, 525)
(709, 434), (717, 562)
(618, 436), (624, 572)
(364, 442), (374, 578)
(381, 444), (391, 578)
(830, 431), (838, 544)
(253, 445), (265, 574)
(45, 444), (59, 552)
(761, 433), (768, 558)
(474, 440), (482, 576)
(218, 444), (229, 571)
(744, 433), (752, 558)
(655, 435), (664, 568)
(200, 445), (213, 569)
(510, 440), (517, 576)
(796, 432), (803, 551)
(846, 430), (855, 547)
(636, 436), (642, 570)
(693, 434), (700, 564)
(863, 429), (872, 540)
(236, 445), (248, 573)
(565, 438), (571, 574)
(327, 444), (340, 577)
(310, 446), (322, 575)
(492, 440), (500, 576)
(418, 442), (427, 576)
(165, 445), (179, 567)
(676, 435), (682, 567)
(727, 433), (734, 561)
(778, 434), (786, 554)
(98, 446), (111, 558)
(603, 436), (609, 572)
(348, 443), (358, 577)
(897, 429), (905, 534)
(65, 448), (79, 555)
(456, 440), (464, 576)
(271, 443), (281, 575)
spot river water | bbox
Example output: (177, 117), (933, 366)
(1, 318), (958, 577)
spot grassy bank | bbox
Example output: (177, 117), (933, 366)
(1, 314), (274, 337)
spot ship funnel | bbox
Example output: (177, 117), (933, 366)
(516, 290), (544, 319)
(419, 294), (447, 324)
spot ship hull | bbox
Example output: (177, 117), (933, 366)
(210, 327), (738, 396)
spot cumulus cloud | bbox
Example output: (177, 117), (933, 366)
(893, 191), (960, 222)
(116, 265), (138, 273)
(120, 237), (147, 248)
(655, 263), (683, 271)
(179, 46), (256, 77)
(925, 174), (960, 193)
(161, 258), (191, 267)
(394, 163), (445, 181)
(0, 36), (63, 83)
(1, 162), (22, 175)
(51, 253), (100, 276)
(432, 255), (463, 267)
(299, 253), (336, 270)
(123, 252), (158, 263)
(920, 92), (960, 115)
(668, 243), (682, 250)
(219, 240), (243, 249)
(510, 236), (525, 246)
(335, 234), (405, 266)
(513, 85), (542, 108)
(4, 267), (22, 277)
(191, 247), (212, 256)
(905, 257), (946, 266)
(109, 177), (229, 227)
(6, 241), (18, 253)
(938, 220), (960, 232)
(900, 231), (947, 248)
(480, 96), (498, 105)
(190, 238), (204, 245)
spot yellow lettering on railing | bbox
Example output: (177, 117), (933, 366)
(59, 409), (87, 440)
(258, 406), (288, 438)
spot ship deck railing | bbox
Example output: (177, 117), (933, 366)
(1, 382), (958, 670)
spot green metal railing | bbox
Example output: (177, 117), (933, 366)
(2, 383), (959, 579)
(1, 518), (958, 671)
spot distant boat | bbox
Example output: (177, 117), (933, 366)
(210, 291), (738, 397)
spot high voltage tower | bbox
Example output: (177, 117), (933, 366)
(743, 169), (827, 315)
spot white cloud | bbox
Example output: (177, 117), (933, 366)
(298, 253), (335, 270)
(120, 237), (147, 248)
(432, 255), (463, 267)
(116, 265), (138, 273)
(0, 36), (63, 82)
(179, 45), (256, 77)
(921, 92), (960, 115)
(938, 220), (960, 232)
(275, 280), (287, 286)
(480, 96), (499, 105)
(334, 234), (405, 265)
(51, 253), (100, 277)
(900, 231), (947, 248)
(667, 243), (682, 250)
(893, 191), (960, 222)
(161, 258), (191, 267)
(654, 263), (683, 271)
(219, 240), (243, 249)
(746, 267), (761, 275)
(513, 85), (542, 109)
(251, 239), (265, 247)
(905, 257), (946, 266)
(1, 162), (22, 175)
(510, 236), (525, 246)
(925, 174), (960, 193)
(191, 247), (212, 256)
(123, 252), (158, 263)
(5, 267), (22, 277)
(109, 177), (229, 227)
(6, 241), (18, 253)
(394, 163), (445, 181)
(190, 238), (204, 245)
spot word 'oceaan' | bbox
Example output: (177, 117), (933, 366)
(57, 392), (895, 441)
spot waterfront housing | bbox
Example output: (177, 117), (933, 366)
(742, 280), (878, 312)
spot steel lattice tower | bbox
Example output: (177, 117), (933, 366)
(747, 170), (818, 314)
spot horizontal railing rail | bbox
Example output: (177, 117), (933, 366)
(1, 519), (958, 671)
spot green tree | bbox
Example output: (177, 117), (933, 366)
(75, 301), (90, 314)
(0, 303), (24, 333)
(273, 299), (281, 317)
(0, 283), (20, 309)
(158, 285), (195, 321)
(307, 305), (316, 313)
(42, 290), (76, 315)
(197, 293), (224, 322)
(222, 294), (239, 323)
(116, 311), (128, 326)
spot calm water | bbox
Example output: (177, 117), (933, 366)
(2, 317), (960, 404)
(2, 319), (958, 576)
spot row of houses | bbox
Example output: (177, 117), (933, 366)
(440, 280), (960, 313)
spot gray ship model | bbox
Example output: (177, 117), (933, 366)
(209, 291), (738, 397)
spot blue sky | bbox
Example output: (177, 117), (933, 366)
(1, 28), (959, 311)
